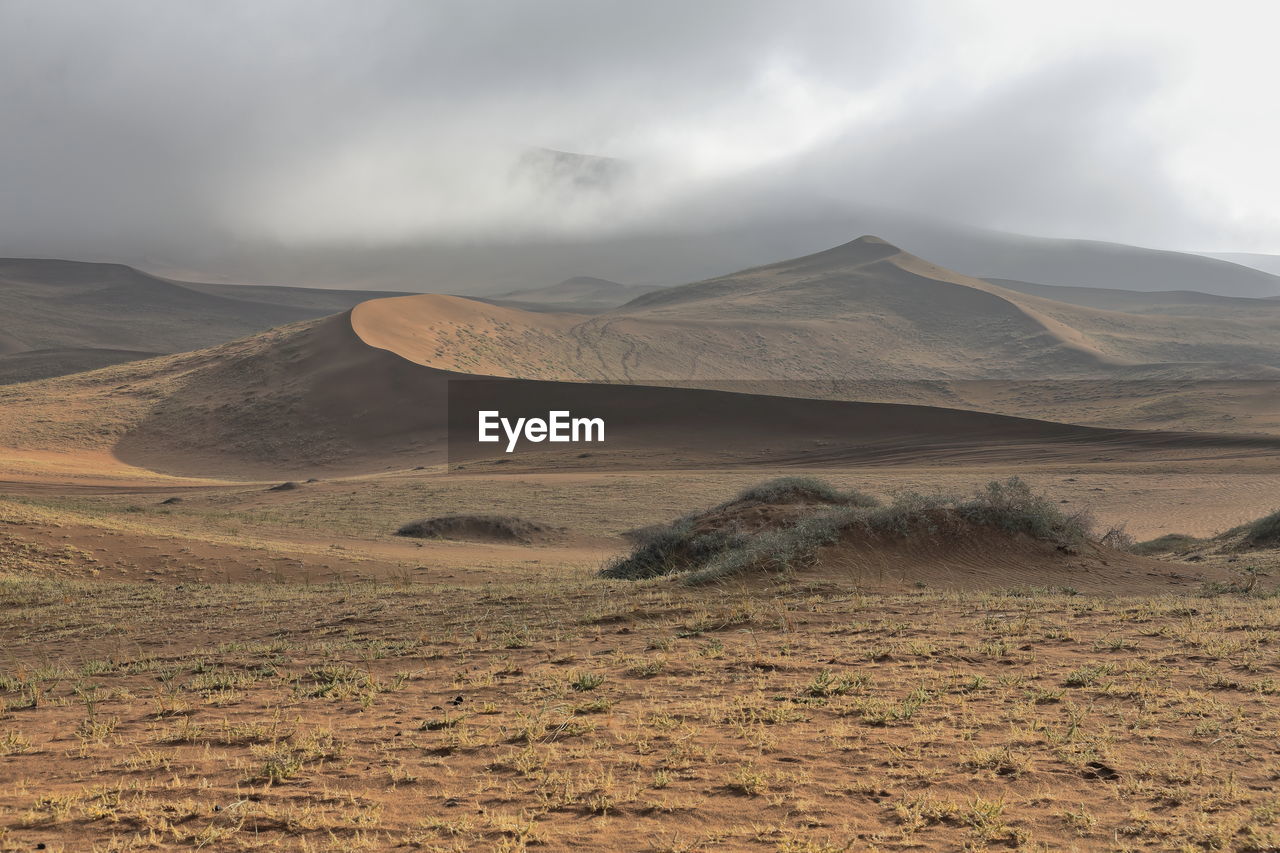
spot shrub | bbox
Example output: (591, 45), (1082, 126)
(598, 521), (744, 580)
(848, 478), (1092, 547)
(600, 477), (1097, 584)
(1242, 509), (1280, 548)
(955, 477), (1093, 544)
(1098, 525), (1135, 552)
(683, 511), (849, 586)
(726, 477), (880, 509)
(395, 514), (546, 543)
(1130, 533), (1201, 555)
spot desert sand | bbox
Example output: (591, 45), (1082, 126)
(3, 238), (1280, 851)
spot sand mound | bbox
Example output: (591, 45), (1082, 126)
(602, 478), (1210, 594)
(1136, 508), (1280, 557)
(806, 523), (1174, 595)
(395, 514), (552, 543)
(0, 258), (391, 379)
(1238, 510), (1280, 549)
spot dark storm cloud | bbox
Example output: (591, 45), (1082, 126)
(0, 0), (1272, 273)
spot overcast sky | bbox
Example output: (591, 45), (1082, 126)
(2, 0), (1278, 268)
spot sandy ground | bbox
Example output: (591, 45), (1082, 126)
(2, 415), (1280, 853)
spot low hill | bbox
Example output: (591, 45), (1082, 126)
(0, 347), (160, 385)
(600, 477), (1206, 595)
(0, 258), (409, 382)
(909, 230), (1280, 298)
(1204, 251), (1280, 278)
(988, 278), (1280, 316)
(478, 276), (663, 313)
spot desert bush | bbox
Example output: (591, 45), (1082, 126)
(1098, 525), (1135, 551)
(850, 478), (1093, 546)
(955, 477), (1094, 544)
(395, 514), (546, 543)
(683, 511), (849, 585)
(601, 477), (1096, 584)
(726, 476), (879, 508)
(598, 520), (744, 580)
(1241, 509), (1280, 548)
(1130, 533), (1201, 555)
(854, 492), (955, 539)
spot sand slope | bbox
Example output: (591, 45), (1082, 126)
(0, 346), (160, 385)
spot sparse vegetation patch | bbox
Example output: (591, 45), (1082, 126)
(721, 476), (881, 509)
(395, 513), (551, 543)
(603, 477), (1102, 584)
(1240, 508), (1280, 548)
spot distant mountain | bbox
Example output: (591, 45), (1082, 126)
(987, 278), (1280, 316)
(0, 258), (409, 383)
(1203, 252), (1280, 278)
(174, 281), (412, 313)
(882, 224), (1280, 298)
(478, 276), (664, 314)
(126, 195), (1280, 298)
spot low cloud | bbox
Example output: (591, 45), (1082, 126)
(0, 0), (1275, 278)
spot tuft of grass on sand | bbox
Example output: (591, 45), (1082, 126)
(603, 477), (1097, 584)
(1240, 508), (1280, 549)
(722, 476), (881, 509)
(394, 513), (549, 543)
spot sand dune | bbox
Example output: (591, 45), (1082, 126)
(1, 301), (1276, 478)
(350, 237), (1119, 382)
(350, 236), (1280, 383)
(3, 236), (1279, 477)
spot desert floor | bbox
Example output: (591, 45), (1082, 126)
(2, 449), (1280, 851)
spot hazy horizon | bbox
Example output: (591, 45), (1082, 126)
(2, 0), (1279, 290)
